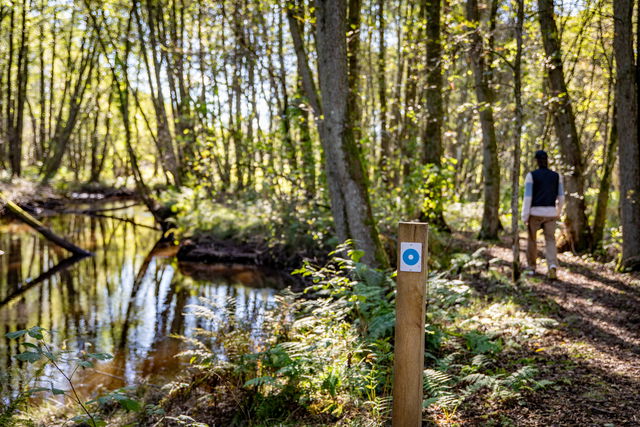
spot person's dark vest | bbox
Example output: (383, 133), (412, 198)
(531, 168), (559, 207)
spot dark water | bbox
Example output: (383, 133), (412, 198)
(0, 201), (283, 398)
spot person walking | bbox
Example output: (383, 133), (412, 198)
(521, 150), (564, 279)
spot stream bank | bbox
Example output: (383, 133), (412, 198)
(0, 182), (312, 273)
(0, 195), (294, 425)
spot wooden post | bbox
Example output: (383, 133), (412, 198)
(392, 222), (428, 427)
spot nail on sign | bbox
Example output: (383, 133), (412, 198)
(399, 242), (422, 272)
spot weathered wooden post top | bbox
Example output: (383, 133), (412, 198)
(392, 222), (428, 427)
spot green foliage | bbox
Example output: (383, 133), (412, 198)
(404, 159), (457, 223)
(174, 243), (396, 424)
(168, 243), (555, 424)
(162, 187), (334, 260)
(1, 327), (141, 426)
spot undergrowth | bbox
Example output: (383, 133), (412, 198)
(161, 187), (335, 257)
(1, 246), (557, 426)
(156, 244), (555, 426)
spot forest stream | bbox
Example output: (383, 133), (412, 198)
(0, 201), (286, 400)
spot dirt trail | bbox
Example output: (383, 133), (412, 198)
(468, 235), (640, 425)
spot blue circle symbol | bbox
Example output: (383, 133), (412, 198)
(402, 248), (420, 266)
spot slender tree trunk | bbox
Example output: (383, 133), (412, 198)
(41, 39), (97, 183)
(287, 0), (323, 198)
(377, 0), (390, 182)
(613, 0), (640, 270)
(538, 0), (591, 251)
(421, 0), (449, 231)
(277, 9), (296, 174)
(466, 0), (500, 240)
(297, 76), (316, 197)
(347, 0), (363, 145)
(315, 0), (388, 268)
(38, 0), (46, 163)
(135, 0), (181, 185)
(511, 0), (524, 281)
(592, 105), (617, 249)
(8, 0), (28, 177)
(286, 0), (321, 117)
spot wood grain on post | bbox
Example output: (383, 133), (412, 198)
(392, 222), (428, 427)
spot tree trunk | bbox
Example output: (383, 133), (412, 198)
(511, 0), (524, 281)
(466, 0), (500, 240)
(592, 105), (617, 249)
(315, 0), (388, 268)
(8, 0), (28, 177)
(297, 75), (316, 197)
(347, 0), (363, 145)
(613, 0), (640, 270)
(538, 0), (591, 251)
(135, 0), (181, 186)
(41, 39), (97, 183)
(421, 0), (449, 231)
(377, 0), (390, 181)
(277, 8), (297, 174)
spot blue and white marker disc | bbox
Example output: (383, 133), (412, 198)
(400, 242), (422, 272)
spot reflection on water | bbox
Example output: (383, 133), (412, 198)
(0, 202), (282, 397)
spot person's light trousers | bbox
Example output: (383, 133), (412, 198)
(527, 215), (558, 268)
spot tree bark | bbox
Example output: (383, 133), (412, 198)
(7, 0), (28, 177)
(41, 38), (97, 183)
(315, 0), (388, 267)
(347, 0), (363, 145)
(466, 0), (501, 240)
(377, 0), (390, 181)
(592, 105), (617, 250)
(511, 0), (524, 281)
(421, 0), (449, 231)
(613, 0), (640, 270)
(538, 0), (591, 251)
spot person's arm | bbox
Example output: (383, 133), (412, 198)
(522, 172), (533, 223)
(556, 174), (565, 218)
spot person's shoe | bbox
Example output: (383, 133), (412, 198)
(548, 265), (557, 280)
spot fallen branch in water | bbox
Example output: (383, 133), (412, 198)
(61, 201), (141, 215)
(0, 254), (85, 307)
(71, 211), (160, 231)
(0, 191), (93, 256)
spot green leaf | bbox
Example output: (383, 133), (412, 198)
(16, 351), (42, 363)
(78, 360), (94, 368)
(28, 387), (50, 394)
(43, 351), (57, 361)
(118, 398), (141, 412)
(27, 326), (45, 340)
(5, 330), (27, 340)
(71, 415), (106, 427)
(87, 352), (113, 361)
(51, 388), (66, 395)
(348, 249), (365, 263)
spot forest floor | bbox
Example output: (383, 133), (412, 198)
(454, 233), (640, 426)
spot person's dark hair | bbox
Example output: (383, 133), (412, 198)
(535, 150), (548, 168)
